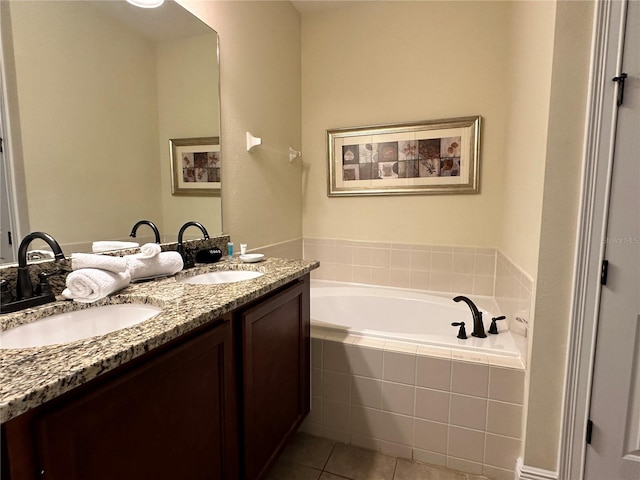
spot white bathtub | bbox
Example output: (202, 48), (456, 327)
(310, 280), (523, 361)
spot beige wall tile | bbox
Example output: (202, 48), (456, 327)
(449, 394), (487, 431)
(416, 356), (452, 391)
(431, 251), (453, 273)
(312, 338), (323, 368)
(410, 270), (430, 290)
(312, 368), (323, 397)
(323, 370), (351, 403)
(415, 387), (450, 423)
(451, 362), (489, 398)
(414, 419), (448, 454)
(371, 249), (391, 267)
(447, 456), (484, 476)
(350, 405), (382, 438)
(487, 400), (523, 438)
(389, 268), (411, 288)
(484, 433), (522, 470)
(351, 265), (372, 284)
(383, 351), (416, 384)
(412, 448), (447, 468)
(390, 249), (411, 269)
(430, 272), (453, 292)
(352, 376), (382, 408)
(379, 411), (414, 446)
(489, 367), (525, 404)
(346, 344), (384, 379)
(370, 267), (390, 286)
(447, 426), (484, 463)
(322, 399), (351, 432)
(382, 382), (415, 416)
(410, 250), (431, 271)
(323, 340), (350, 373)
(483, 465), (515, 480)
(453, 253), (475, 274)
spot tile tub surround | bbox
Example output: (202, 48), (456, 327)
(0, 257), (319, 423)
(301, 335), (525, 480)
(303, 238), (497, 297)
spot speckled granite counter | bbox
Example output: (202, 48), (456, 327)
(0, 257), (319, 423)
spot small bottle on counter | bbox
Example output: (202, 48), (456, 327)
(240, 243), (247, 255)
(227, 242), (234, 258)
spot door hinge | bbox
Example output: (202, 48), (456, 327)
(586, 419), (594, 444)
(7, 231), (12, 246)
(612, 73), (628, 106)
(601, 260), (609, 285)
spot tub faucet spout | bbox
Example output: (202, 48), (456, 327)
(453, 295), (486, 338)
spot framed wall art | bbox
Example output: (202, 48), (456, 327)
(327, 116), (481, 196)
(170, 137), (221, 196)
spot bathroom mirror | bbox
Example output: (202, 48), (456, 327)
(0, 0), (221, 263)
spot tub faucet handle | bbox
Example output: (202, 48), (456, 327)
(489, 316), (506, 335)
(451, 322), (467, 340)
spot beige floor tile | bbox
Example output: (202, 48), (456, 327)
(280, 432), (337, 470)
(265, 459), (323, 480)
(320, 473), (353, 480)
(325, 443), (396, 480)
(393, 458), (467, 480)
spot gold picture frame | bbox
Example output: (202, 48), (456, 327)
(327, 116), (481, 196)
(170, 137), (221, 196)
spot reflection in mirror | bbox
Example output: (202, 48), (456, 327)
(0, 0), (221, 264)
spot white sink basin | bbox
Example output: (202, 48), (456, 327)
(179, 270), (264, 285)
(0, 304), (162, 349)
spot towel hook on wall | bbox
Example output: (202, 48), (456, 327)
(246, 132), (262, 152)
(289, 147), (301, 162)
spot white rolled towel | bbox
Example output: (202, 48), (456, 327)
(125, 251), (183, 280)
(62, 269), (131, 303)
(92, 241), (139, 253)
(71, 253), (128, 273)
(139, 243), (162, 259)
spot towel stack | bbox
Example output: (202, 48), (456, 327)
(63, 244), (183, 303)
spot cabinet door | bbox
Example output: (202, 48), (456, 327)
(33, 322), (237, 480)
(240, 276), (310, 480)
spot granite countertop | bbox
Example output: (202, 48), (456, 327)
(0, 257), (319, 423)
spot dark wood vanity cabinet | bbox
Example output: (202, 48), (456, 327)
(236, 275), (311, 480)
(1, 274), (311, 480)
(2, 319), (238, 480)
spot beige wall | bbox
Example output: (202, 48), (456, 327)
(524, 0), (594, 471)
(499, 0), (556, 278)
(301, 1), (511, 248)
(8, 1), (163, 251)
(180, 0), (303, 250)
(156, 33), (222, 240)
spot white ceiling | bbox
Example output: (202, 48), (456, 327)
(291, 0), (360, 16)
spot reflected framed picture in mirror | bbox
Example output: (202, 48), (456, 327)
(170, 137), (221, 196)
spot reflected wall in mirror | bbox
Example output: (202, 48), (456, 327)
(0, 0), (221, 264)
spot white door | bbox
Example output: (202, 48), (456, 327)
(584, 1), (640, 478)
(0, 91), (16, 264)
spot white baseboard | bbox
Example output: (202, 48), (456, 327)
(517, 458), (559, 480)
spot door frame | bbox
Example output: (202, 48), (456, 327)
(560, 0), (629, 478)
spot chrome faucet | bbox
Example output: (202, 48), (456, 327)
(453, 295), (486, 338)
(17, 232), (66, 300)
(129, 220), (161, 244)
(177, 221), (209, 269)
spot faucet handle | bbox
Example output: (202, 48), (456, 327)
(35, 272), (56, 296)
(451, 322), (467, 339)
(489, 316), (506, 335)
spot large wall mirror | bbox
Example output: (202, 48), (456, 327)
(0, 0), (221, 264)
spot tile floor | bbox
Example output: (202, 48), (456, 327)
(266, 432), (490, 480)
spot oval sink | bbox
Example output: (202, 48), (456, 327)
(179, 270), (264, 285)
(0, 304), (162, 349)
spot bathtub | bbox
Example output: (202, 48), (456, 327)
(305, 280), (526, 475)
(310, 280), (523, 361)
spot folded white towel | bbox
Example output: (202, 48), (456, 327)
(71, 253), (128, 273)
(139, 243), (162, 259)
(62, 269), (131, 303)
(125, 251), (183, 280)
(92, 241), (139, 253)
